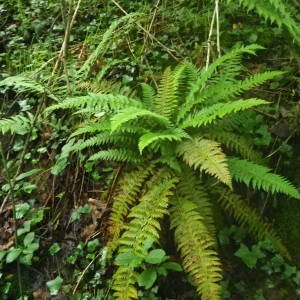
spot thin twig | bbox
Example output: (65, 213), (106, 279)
(111, 0), (179, 61)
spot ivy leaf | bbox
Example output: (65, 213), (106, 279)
(46, 276), (63, 296)
(137, 269), (157, 289)
(23, 232), (35, 247)
(234, 244), (265, 269)
(160, 262), (183, 272)
(49, 243), (61, 256)
(6, 248), (22, 263)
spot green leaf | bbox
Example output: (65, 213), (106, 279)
(115, 252), (143, 267)
(145, 249), (167, 264)
(0, 250), (6, 261)
(17, 220), (31, 236)
(15, 203), (30, 219)
(137, 269), (157, 289)
(23, 232), (35, 247)
(234, 244), (265, 269)
(46, 276), (63, 296)
(15, 169), (42, 181)
(6, 248), (22, 263)
(160, 262), (183, 272)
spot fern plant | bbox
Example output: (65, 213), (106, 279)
(46, 44), (300, 299)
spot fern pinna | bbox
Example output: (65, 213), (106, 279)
(47, 44), (300, 299)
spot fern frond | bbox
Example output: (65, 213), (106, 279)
(204, 129), (263, 163)
(176, 137), (232, 187)
(201, 71), (284, 104)
(173, 62), (198, 103)
(228, 158), (300, 199)
(177, 169), (216, 236)
(112, 266), (139, 300)
(140, 83), (155, 110)
(88, 148), (142, 163)
(217, 188), (290, 259)
(154, 67), (178, 120)
(177, 44), (264, 122)
(108, 166), (153, 251)
(118, 173), (177, 255)
(181, 98), (269, 129)
(0, 75), (57, 100)
(69, 120), (111, 138)
(77, 12), (141, 80)
(170, 197), (222, 299)
(112, 169), (177, 299)
(110, 107), (170, 132)
(227, 0), (300, 45)
(138, 128), (190, 153)
(71, 133), (137, 153)
(45, 93), (142, 114)
(0, 113), (33, 135)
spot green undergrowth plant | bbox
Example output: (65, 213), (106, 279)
(46, 44), (300, 299)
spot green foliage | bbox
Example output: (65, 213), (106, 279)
(226, 0), (300, 45)
(45, 45), (300, 299)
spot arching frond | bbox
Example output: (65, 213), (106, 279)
(88, 149), (142, 163)
(228, 158), (300, 199)
(177, 137), (232, 187)
(181, 99), (269, 129)
(112, 169), (177, 299)
(177, 170), (216, 236)
(0, 113), (33, 135)
(108, 165), (153, 251)
(110, 107), (170, 132)
(178, 44), (264, 122)
(203, 128), (263, 163)
(217, 188), (290, 259)
(138, 128), (190, 153)
(170, 197), (222, 299)
(45, 93), (142, 114)
(226, 0), (300, 45)
(201, 71), (284, 104)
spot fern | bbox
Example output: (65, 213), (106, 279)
(228, 157), (300, 199)
(170, 197), (222, 299)
(177, 137), (232, 187)
(88, 149), (142, 163)
(77, 12), (141, 80)
(112, 169), (177, 299)
(180, 98), (269, 129)
(140, 83), (155, 110)
(154, 67), (178, 120)
(177, 44), (265, 122)
(110, 107), (170, 133)
(0, 74), (57, 100)
(138, 128), (190, 153)
(108, 165), (153, 251)
(46, 45), (300, 299)
(201, 71), (284, 104)
(44, 93), (142, 114)
(0, 113), (33, 135)
(217, 188), (290, 259)
(226, 0), (300, 45)
(203, 129), (263, 163)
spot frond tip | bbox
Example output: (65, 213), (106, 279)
(228, 157), (300, 199)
